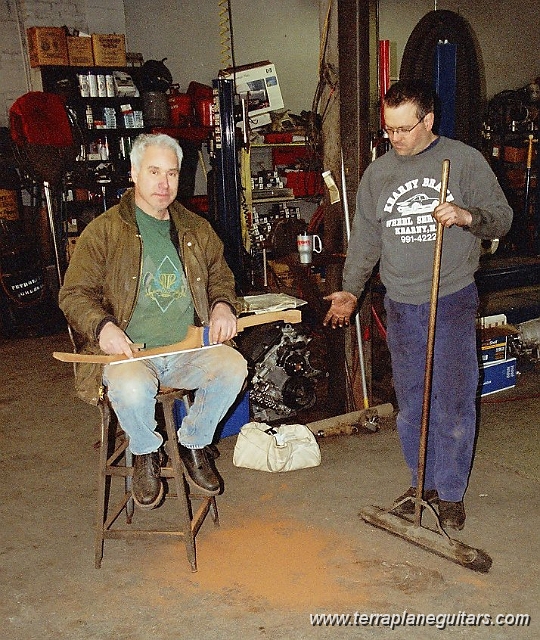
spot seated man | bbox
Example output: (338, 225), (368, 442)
(59, 133), (248, 508)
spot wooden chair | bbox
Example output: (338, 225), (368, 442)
(94, 386), (219, 571)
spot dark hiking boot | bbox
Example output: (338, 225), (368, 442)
(439, 500), (466, 531)
(132, 452), (163, 509)
(178, 444), (221, 495)
(391, 486), (439, 516)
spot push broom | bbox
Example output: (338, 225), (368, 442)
(359, 159), (493, 573)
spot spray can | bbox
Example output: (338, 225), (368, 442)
(88, 72), (98, 98)
(78, 73), (90, 97)
(97, 74), (107, 98)
(105, 74), (116, 97)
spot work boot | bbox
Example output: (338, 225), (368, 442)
(439, 500), (466, 531)
(178, 444), (221, 495)
(205, 443), (220, 460)
(132, 451), (163, 509)
(391, 486), (439, 516)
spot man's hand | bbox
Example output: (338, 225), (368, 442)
(433, 201), (472, 228)
(98, 321), (136, 358)
(323, 291), (358, 328)
(208, 302), (237, 344)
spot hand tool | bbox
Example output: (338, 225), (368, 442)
(359, 159), (493, 573)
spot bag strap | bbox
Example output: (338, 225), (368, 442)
(265, 426), (292, 472)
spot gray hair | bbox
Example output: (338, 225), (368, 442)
(130, 133), (183, 172)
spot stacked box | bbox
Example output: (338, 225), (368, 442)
(218, 391), (250, 438)
(27, 27), (69, 67)
(67, 36), (94, 66)
(480, 331), (509, 363)
(0, 189), (19, 221)
(91, 34), (126, 67)
(220, 61), (283, 118)
(477, 314), (518, 396)
(272, 145), (309, 167)
(479, 358), (516, 397)
(477, 314), (518, 364)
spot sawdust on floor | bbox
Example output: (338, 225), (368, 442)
(144, 513), (447, 612)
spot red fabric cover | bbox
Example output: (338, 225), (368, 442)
(9, 92), (74, 147)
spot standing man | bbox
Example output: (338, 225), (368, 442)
(324, 79), (512, 530)
(59, 133), (247, 508)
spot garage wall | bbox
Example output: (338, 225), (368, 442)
(122, 0), (321, 117)
(379, 0), (539, 99)
(1, 1), (538, 128)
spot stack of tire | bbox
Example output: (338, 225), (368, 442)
(0, 127), (65, 338)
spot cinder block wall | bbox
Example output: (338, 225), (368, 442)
(0, 0), (125, 128)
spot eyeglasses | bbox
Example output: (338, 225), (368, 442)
(383, 117), (425, 136)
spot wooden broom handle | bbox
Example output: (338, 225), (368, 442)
(415, 159), (450, 526)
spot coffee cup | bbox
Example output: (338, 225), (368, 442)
(297, 232), (322, 264)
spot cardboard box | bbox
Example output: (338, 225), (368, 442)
(264, 132), (294, 144)
(27, 27), (69, 67)
(479, 358), (516, 397)
(218, 391), (250, 438)
(221, 61), (283, 118)
(480, 333), (508, 363)
(477, 314), (518, 364)
(91, 33), (126, 67)
(67, 36), (94, 66)
(247, 113), (272, 130)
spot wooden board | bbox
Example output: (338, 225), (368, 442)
(53, 309), (302, 364)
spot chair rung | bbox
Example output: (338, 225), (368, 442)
(103, 530), (186, 540)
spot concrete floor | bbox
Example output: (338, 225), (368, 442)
(1, 326), (539, 640)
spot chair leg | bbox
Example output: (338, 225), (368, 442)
(210, 496), (220, 526)
(160, 394), (198, 571)
(95, 401), (133, 567)
(94, 400), (111, 569)
(125, 449), (134, 523)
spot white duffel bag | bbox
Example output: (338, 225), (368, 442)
(233, 422), (321, 472)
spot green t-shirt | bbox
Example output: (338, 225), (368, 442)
(126, 207), (194, 348)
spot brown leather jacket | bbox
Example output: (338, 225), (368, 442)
(58, 189), (239, 405)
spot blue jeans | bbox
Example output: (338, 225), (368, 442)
(102, 345), (248, 454)
(384, 283), (479, 502)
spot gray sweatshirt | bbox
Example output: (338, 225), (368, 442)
(342, 136), (513, 304)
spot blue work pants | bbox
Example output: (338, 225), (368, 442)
(384, 283), (479, 502)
